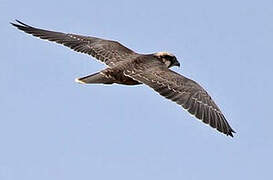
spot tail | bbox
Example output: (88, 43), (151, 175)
(75, 72), (114, 84)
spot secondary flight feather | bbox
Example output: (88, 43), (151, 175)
(11, 20), (235, 137)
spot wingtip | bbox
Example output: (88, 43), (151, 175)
(10, 20), (18, 27)
(16, 19), (29, 26)
(75, 78), (86, 84)
(10, 19), (31, 28)
(228, 133), (234, 138)
(227, 129), (236, 138)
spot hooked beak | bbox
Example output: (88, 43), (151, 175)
(173, 61), (180, 67)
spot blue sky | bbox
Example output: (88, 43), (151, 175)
(1, 0), (273, 179)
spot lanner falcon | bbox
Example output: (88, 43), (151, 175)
(11, 20), (235, 137)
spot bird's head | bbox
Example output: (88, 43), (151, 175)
(154, 52), (180, 68)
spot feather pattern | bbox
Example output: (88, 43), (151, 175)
(11, 20), (137, 67)
(12, 20), (235, 137)
(124, 59), (235, 136)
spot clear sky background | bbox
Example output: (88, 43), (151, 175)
(1, 0), (272, 179)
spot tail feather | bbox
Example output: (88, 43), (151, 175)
(75, 72), (114, 84)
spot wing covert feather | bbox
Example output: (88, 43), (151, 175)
(11, 20), (137, 67)
(124, 63), (235, 137)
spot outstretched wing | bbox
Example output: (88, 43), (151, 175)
(124, 60), (235, 137)
(11, 20), (137, 67)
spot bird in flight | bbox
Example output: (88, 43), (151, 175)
(11, 20), (235, 137)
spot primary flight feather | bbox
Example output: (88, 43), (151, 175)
(11, 20), (235, 137)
